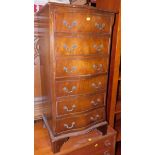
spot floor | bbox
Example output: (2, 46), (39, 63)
(34, 120), (121, 155)
(34, 120), (54, 155)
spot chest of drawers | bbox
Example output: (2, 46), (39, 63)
(36, 2), (115, 153)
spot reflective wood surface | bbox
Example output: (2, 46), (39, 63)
(36, 2), (115, 153)
(34, 121), (117, 155)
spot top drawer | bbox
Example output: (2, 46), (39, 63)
(55, 12), (113, 34)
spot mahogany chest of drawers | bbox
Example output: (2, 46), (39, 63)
(36, 2), (115, 153)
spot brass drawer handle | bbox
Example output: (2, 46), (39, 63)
(104, 140), (112, 147)
(93, 44), (104, 52)
(95, 23), (105, 30)
(88, 138), (92, 142)
(104, 151), (111, 155)
(63, 44), (77, 54)
(63, 66), (77, 73)
(63, 86), (77, 94)
(64, 104), (76, 112)
(90, 114), (100, 121)
(63, 20), (77, 29)
(64, 122), (75, 129)
(91, 98), (101, 106)
(91, 82), (102, 89)
(92, 64), (103, 72)
(94, 143), (98, 147)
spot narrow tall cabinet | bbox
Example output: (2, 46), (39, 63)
(36, 2), (115, 153)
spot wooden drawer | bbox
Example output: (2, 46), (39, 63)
(56, 75), (107, 97)
(63, 135), (115, 155)
(64, 140), (115, 155)
(55, 35), (110, 56)
(56, 57), (108, 78)
(55, 107), (105, 134)
(59, 126), (116, 155)
(57, 93), (105, 116)
(63, 137), (114, 155)
(55, 12), (113, 34)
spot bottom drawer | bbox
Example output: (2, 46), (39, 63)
(71, 147), (113, 155)
(60, 128), (116, 155)
(55, 107), (105, 134)
(74, 134), (115, 155)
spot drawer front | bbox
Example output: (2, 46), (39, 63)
(57, 93), (105, 116)
(66, 136), (114, 155)
(56, 108), (105, 133)
(60, 128), (116, 155)
(56, 75), (107, 97)
(67, 147), (115, 155)
(55, 36), (110, 56)
(56, 58), (108, 78)
(81, 135), (115, 155)
(64, 147), (113, 155)
(55, 13), (113, 33)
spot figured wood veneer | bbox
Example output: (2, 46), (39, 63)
(55, 75), (107, 97)
(57, 92), (105, 116)
(55, 12), (112, 33)
(55, 35), (110, 56)
(34, 121), (117, 155)
(36, 2), (115, 153)
(56, 57), (108, 77)
(56, 107), (105, 134)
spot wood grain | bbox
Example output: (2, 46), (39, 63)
(55, 75), (107, 97)
(36, 2), (115, 153)
(55, 35), (110, 57)
(34, 121), (117, 155)
(96, 0), (120, 12)
(55, 107), (105, 134)
(96, 0), (121, 143)
(56, 92), (105, 116)
(55, 12), (113, 34)
(56, 57), (108, 78)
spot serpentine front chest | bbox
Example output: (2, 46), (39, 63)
(36, 2), (115, 153)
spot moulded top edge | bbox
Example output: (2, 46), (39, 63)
(35, 2), (117, 16)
